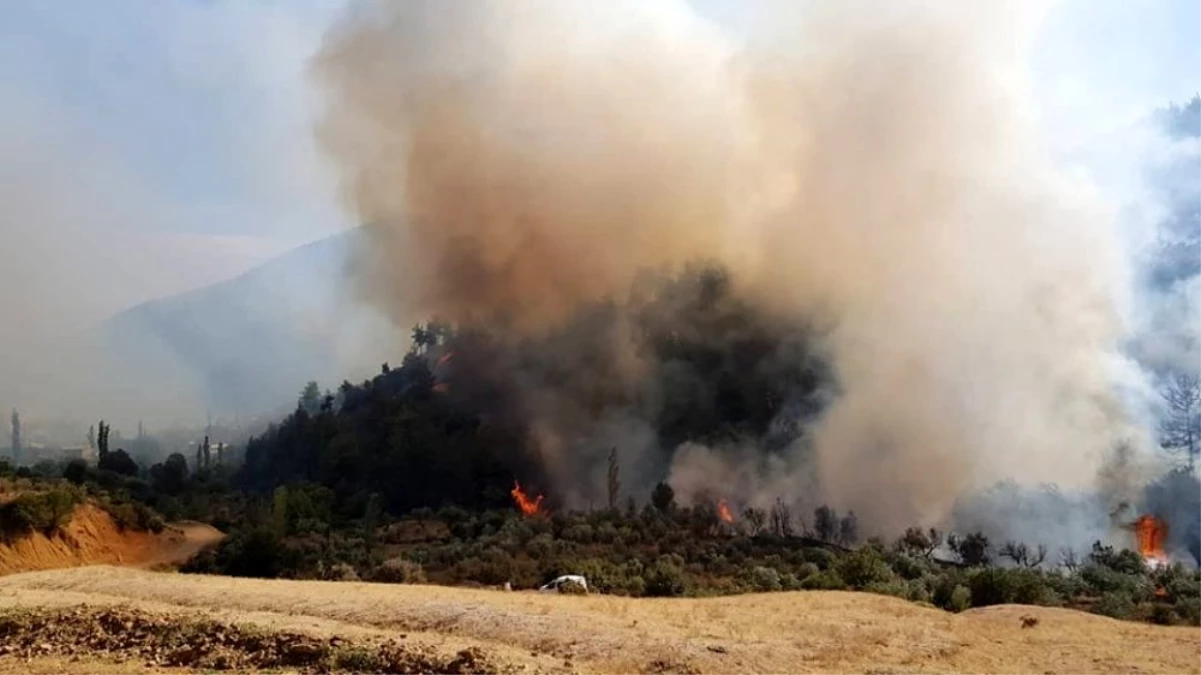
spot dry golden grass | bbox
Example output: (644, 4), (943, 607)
(0, 566), (1196, 674)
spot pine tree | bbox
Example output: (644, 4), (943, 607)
(202, 435), (211, 469)
(97, 421), (110, 460)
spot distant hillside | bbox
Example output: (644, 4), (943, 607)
(104, 227), (399, 420)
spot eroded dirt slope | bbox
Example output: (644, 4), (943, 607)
(0, 506), (222, 576)
(0, 566), (1196, 674)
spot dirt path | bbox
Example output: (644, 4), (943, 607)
(133, 521), (224, 569)
(0, 566), (1195, 674)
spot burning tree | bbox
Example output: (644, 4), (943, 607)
(717, 498), (734, 525)
(511, 480), (544, 516)
(1134, 514), (1168, 566)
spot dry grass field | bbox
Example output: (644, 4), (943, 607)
(0, 566), (1195, 674)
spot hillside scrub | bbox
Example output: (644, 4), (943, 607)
(0, 489), (79, 538)
(0, 474), (166, 541)
(180, 500), (1201, 627)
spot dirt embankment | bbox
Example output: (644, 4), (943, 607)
(0, 505), (223, 576)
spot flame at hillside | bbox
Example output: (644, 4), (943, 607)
(511, 481), (544, 517)
(1135, 514), (1168, 565)
(718, 498), (734, 525)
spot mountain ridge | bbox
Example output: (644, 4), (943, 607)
(103, 227), (397, 421)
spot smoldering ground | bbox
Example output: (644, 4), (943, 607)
(312, 1), (1176, 549)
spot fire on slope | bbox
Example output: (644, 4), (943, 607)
(717, 498), (734, 525)
(1134, 514), (1168, 568)
(511, 480), (545, 517)
(432, 350), (455, 394)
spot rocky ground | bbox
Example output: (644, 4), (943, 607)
(0, 606), (506, 674)
(0, 566), (1196, 674)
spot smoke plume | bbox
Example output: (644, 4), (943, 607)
(313, 1), (1158, 540)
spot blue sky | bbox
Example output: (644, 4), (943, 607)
(0, 0), (1196, 325)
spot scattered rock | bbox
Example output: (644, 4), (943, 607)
(646, 659), (701, 674)
(707, 645), (728, 654)
(0, 606), (513, 674)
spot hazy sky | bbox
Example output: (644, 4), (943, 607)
(0, 0), (1196, 325)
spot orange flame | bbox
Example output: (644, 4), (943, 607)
(437, 350), (455, 366)
(1135, 514), (1168, 564)
(717, 498), (734, 524)
(511, 480), (544, 516)
(433, 382), (449, 394)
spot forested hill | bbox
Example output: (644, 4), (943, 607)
(239, 349), (544, 515)
(237, 262), (832, 517)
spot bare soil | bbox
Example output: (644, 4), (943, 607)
(0, 505), (223, 576)
(0, 566), (1195, 674)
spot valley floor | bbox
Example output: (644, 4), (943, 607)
(0, 566), (1196, 674)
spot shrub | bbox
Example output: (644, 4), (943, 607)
(906, 578), (932, 604)
(800, 570), (846, 591)
(102, 501), (165, 533)
(324, 562), (361, 582)
(1095, 591), (1135, 620)
(1174, 596), (1201, 625)
(333, 647), (384, 672)
(864, 579), (910, 599)
(644, 558), (687, 597)
(948, 585), (972, 612)
(932, 573), (971, 611)
(372, 557), (426, 584)
(1154, 564), (1201, 604)
(183, 527), (297, 579)
(836, 547), (893, 589)
(885, 552), (930, 580)
(969, 568), (1059, 607)
(98, 448), (140, 477)
(1149, 603), (1177, 625)
(1081, 564), (1149, 598)
(63, 460), (90, 485)
(796, 562), (820, 580)
(1088, 542), (1144, 575)
(747, 566), (782, 592)
(805, 547), (836, 570)
(0, 490), (78, 537)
